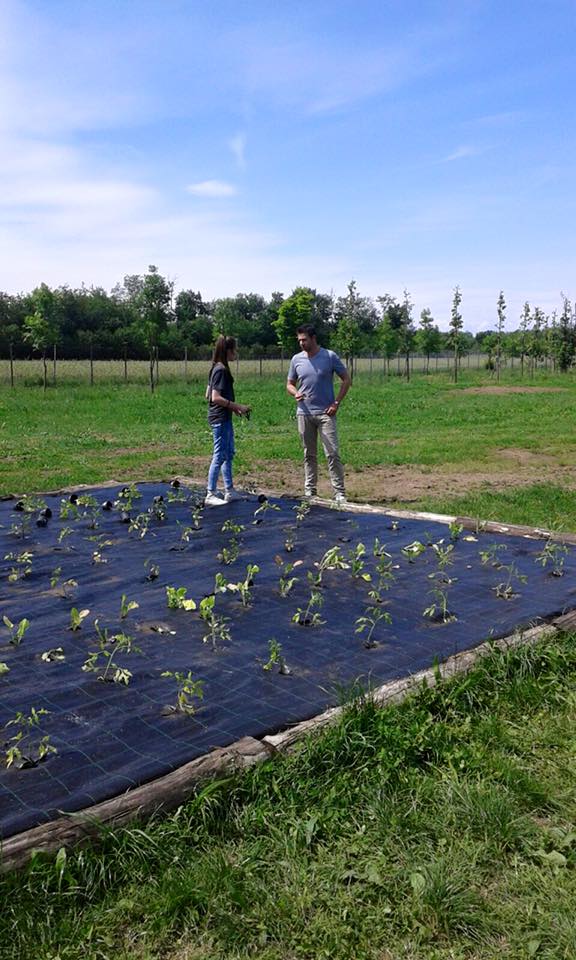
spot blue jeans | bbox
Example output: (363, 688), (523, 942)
(207, 419), (235, 491)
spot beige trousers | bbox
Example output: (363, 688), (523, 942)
(297, 414), (345, 497)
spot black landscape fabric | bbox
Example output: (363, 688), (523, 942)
(1, 482), (575, 840)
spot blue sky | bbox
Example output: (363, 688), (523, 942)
(1, 0), (574, 330)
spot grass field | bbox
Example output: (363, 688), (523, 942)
(2, 367), (576, 959)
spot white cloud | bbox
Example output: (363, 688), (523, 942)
(186, 180), (237, 198)
(228, 133), (246, 170)
(443, 144), (485, 162)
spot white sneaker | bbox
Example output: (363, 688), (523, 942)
(224, 489), (242, 502)
(205, 492), (226, 507)
(334, 493), (348, 505)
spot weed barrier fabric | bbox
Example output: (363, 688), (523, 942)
(1, 482), (576, 840)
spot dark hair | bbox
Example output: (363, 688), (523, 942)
(296, 323), (317, 338)
(210, 335), (237, 372)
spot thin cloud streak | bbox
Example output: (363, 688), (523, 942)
(186, 180), (238, 198)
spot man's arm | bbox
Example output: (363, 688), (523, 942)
(325, 368), (351, 416)
(287, 378), (305, 402)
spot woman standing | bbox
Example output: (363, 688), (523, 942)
(205, 335), (251, 506)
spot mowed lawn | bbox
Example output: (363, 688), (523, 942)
(2, 364), (576, 527)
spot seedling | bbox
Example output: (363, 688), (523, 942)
(0, 662), (9, 676)
(355, 605), (392, 648)
(253, 499), (281, 522)
(348, 542), (371, 581)
(5, 550), (33, 582)
(150, 497), (168, 521)
(423, 581), (457, 623)
(57, 526), (74, 545)
(293, 589), (325, 627)
(166, 586), (196, 611)
(401, 540), (426, 563)
(318, 545), (349, 574)
(217, 538), (240, 565)
(3, 707), (57, 769)
(198, 595), (231, 650)
(167, 487), (187, 503)
(82, 625), (141, 684)
(221, 520), (245, 536)
(119, 593), (139, 620)
(284, 531), (296, 552)
(448, 521), (464, 541)
(2, 616), (30, 646)
(493, 561), (527, 600)
(262, 638), (291, 675)
(190, 504), (203, 529)
(479, 543), (507, 567)
(128, 512), (152, 539)
(372, 538), (391, 558)
(145, 559), (160, 581)
(275, 556), (303, 597)
(41, 647), (66, 662)
(116, 484), (142, 512)
(50, 568), (78, 598)
(69, 607), (90, 631)
(91, 550), (107, 564)
(294, 500), (311, 524)
(535, 537), (569, 577)
(10, 495), (46, 539)
(430, 541), (455, 577)
(214, 572), (228, 594)
(227, 564), (260, 607)
(161, 670), (204, 715)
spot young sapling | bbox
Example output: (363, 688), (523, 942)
(145, 559), (160, 581)
(166, 586), (196, 611)
(3, 707), (57, 769)
(198, 595), (231, 650)
(355, 605), (392, 648)
(262, 638), (291, 675)
(120, 593), (139, 620)
(535, 537), (569, 577)
(227, 564), (260, 607)
(3, 616), (30, 646)
(275, 555), (303, 597)
(348, 542), (371, 581)
(161, 670), (204, 715)
(82, 622), (141, 684)
(5, 550), (33, 582)
(69, 607), (90, 631)
(493, 561), (527, 600)
(41, 647), (66, 662)
(293, 589), (325, 627)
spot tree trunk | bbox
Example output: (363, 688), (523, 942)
(42, 350), (47, 392)
(90, 340), (94, 386)
(123, 342), (128, 383)
(184, 345), (188, 381)
(52, 343), (57, 385)
(9, 342), (14, 388)
(405, 351), (410, 382)
(149, 348), (155, 394)
(155, 345), (160, 387)
(453, 349), (458, 384)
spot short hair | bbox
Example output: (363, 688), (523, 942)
(296, 324), (317, 339)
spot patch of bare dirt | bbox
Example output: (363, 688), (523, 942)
(458, 386), (567, 395)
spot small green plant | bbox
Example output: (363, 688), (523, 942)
(293, 589), (325, 627)
(150, 497), (167, 521)
(262, 638), (291, 675)
(214, 572), (229, 594)
(116, 484), (142, 512)
(91, 550), (108, 564)
(0, 662), (9, 676)
(128, 512), (151, 538)
(166, 586), (196, 611)
(494, 561), (528, 600)
(3, 707), (57, 769)
(161, 670), (204, 715)
(294, 499), (311, 523)
(82, 622), (141, 684)
(401, 540), (426, 563)
(275, 556), (303, 597)
(221, 519), (245, 535)
(348, 542), (371, 581)
(51, 570), (78, 598)
(2, 616), (30, 646)
(431, 541), (455, 573)
(253, 499), (281, 522)
(448, 520), (464, 541)
(5, 550), (33, 582)
(535, 537), (568, 577)
(227, 564), (260, 607)
(198, 595), (231, 650)
(10, 495), (46, 539)
(284, 530), (296, 552)
(217, 538), (240, 565)
(69, 607), (90, 631)
(120, 594), (139, 620)
(423, 581), (457, 623)
(57, 525), (74, 545)
(479, 543), (507, 567)
(355, 605), (392, 648)
(41, 647), (66, 662)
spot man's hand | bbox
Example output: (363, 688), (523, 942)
(325, 401), (339, 417)
(294, 390), (305, 401)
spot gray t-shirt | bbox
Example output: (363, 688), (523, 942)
(287, 347), (347, 416)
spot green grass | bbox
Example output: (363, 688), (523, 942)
(1, 635), (576, 959)
(2, 367), (576, 496)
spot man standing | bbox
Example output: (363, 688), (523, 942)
(287, 324), (351, 502)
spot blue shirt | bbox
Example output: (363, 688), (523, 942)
(288, 347), (347, 416)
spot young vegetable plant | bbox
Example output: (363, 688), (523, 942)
(217, 538), (240, 565)
(368, 553), (397, 604)
(423, 581), (457, 624)
(145, 559), (160, 581)
(198, 595), (231, 650)
(3, 707), (57, 769)
(41, 647), (66, 662)
(50, 567), (78, 598)
(293, 499), (311, 524)
(120, 594), (139, 620)
(10, 495), (46, 539)
(275, 555), (303, 597)
(253, 499), (281, 523)
(348, 542), (371, 581)
(128, 512), (151, 539)
(262, 638), (291, 675)
(166, 586), (196, 611)
(355, 605), (392, 648)
(227, 564), (260, 607)
(82, 622), (141, 684)
(448, 521), (464, 541)
(493, 561), (527, 600)
(161, 670), (204, 715)
(535, 537), (569, 577)
(2, 616), (30, 646)
(479, 543), (507, 568)
(5, 550), (33, 582)
(293, 589), (325, 627)
(0, 662), (9, 676)
(69, 607), (90, 631)
(401, 540), (426, 563)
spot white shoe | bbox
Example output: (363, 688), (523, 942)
(334, 493), (348, 505)
(205, 492), (226, 507)
(224, 489), (242, 502)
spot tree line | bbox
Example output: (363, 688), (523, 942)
(1, 267), (575, 388)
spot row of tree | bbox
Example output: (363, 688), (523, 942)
(1, 267), (575, 389)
